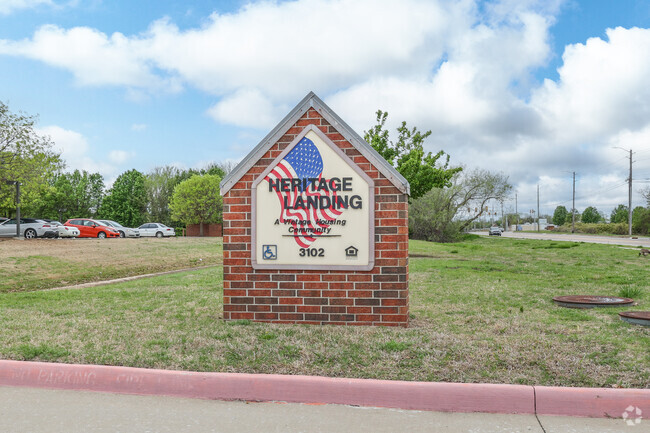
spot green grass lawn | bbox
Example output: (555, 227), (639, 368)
(0, 236), (647, 388)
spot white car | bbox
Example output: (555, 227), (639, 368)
(98, 220), (140, 238)
(0, 218), (54, 239)
(488, 226), (502, 236)
(45, 220), (80, 238)
(138, 223), (176, 238)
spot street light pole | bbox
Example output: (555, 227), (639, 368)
(572, 172), (576, 233)
(5, 180), (21, 237)
(537, 184), (540, 232)
(628, 148), (633, 236)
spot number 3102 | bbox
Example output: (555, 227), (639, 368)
(299, 248), (324, 257)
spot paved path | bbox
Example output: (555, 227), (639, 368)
(0, 386), (634, 433)
(478, 230), (650, 247)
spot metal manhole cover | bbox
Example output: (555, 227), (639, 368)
(552, 295), (635, 309)
(619, 311), (650, 327)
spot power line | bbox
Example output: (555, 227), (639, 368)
(546, 181), (628, 209)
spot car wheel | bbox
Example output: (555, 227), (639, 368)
(24, 229), (37, 239)
(119, 231), (125, 238)
(97, 231), (107, 239)
(155, 231), (163, 238)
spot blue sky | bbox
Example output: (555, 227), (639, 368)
(2, 0), (650, 218)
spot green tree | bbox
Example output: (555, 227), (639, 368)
(364, 110), (462, 200)
(552, 206), (568, 226)
(632, 206), (650, 235)
(610, 204), (629, 224)
(409, 169), (512, 242)
(35, 170), (104, 221)
(99, 169), (147, 227)
(145, 166), (183, 226)
(581, 206), (601, 223)
(170, 174), (223, 236)
(0, 101), (63, 217)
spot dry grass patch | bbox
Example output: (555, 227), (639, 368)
(0, 237), (222, 292)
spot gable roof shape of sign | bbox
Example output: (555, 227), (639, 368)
(220, 91), (410, 196)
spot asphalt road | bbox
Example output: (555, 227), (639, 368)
(0, 386), (634, 433)
(478, 230), (650, 247)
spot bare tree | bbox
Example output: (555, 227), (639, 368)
(640, 186), (650, 206)
(410, 168), (512, 242)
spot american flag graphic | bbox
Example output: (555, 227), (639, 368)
(265, 136), (343, 248)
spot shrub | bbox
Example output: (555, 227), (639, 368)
(608, 223), (628, 235)
(409, 187), (463, 243)
(553, 222), (628, 235)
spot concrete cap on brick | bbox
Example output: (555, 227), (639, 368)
(220, 91), (410, 196)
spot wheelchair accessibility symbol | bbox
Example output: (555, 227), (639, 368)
(262, 245), (277, 260)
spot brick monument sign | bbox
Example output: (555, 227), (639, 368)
(220, 92), (409, 326)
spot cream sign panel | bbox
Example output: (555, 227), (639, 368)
(253, 126), (374, 270)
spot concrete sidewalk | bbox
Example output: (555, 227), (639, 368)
(0, 386), (634, 433)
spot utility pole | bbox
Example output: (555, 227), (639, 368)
(572, 172), (576, 233)
(537, 184), (540, 232)
(614, 147), (634, 236)
(501, 201), (504, 229)
(515, 193), (518, 228)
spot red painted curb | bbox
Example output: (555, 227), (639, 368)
(0, 360), (533, 414)
(0, 360), (648, 418)
(535, 385), (650, 418)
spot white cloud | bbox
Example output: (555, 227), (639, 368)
(0, 24), (182, 94)
(207, 88), (286, 129)
(6, 0), (650, 215)
(144, 0), (449, 98)
(37, 125), (116, 177)
(131, 123), (148, 131)
(0, 0), (53, 15)
(108, 150), (135, 164)
(0, 0), (450, 113)
(531, 27), (650, 144)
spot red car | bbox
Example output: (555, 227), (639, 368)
(64, 218), (120, 238)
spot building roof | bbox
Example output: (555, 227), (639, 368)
(220, 91), (410, 195)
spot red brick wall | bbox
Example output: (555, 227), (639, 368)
(222, 108), (409, 327)
(186, 223), (223, 237)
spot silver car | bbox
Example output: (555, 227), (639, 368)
(0, 218), (54, 239)
(138, 223), (176, 237)
(98, 220), (140, 238)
